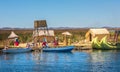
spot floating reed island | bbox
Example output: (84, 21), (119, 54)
(0, 20), (120, 51)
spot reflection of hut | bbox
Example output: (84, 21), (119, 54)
(62, 31), (72, 46)
(85, 28), (110, 42)
(33, 30), (55, 42)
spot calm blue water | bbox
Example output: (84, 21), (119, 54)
(0, 50), (120, 72)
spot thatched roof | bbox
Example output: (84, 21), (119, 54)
(34, 20), (47, 28)
(62, 31), (72, 36)
(85, 28), (110, 37)
(90, 28), (109, 34)
(8, 31), (18, 39)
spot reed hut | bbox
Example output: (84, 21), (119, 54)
(8, 31), (18, 39)
(7, 31), (19, 46)
(62, 31), (72, 46)
(85, 28), (110, 42)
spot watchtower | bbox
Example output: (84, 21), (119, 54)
(33, 20), (49, 47)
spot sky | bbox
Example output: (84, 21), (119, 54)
(0, 0), (120, 28)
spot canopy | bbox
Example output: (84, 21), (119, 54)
(62, 31), (72, 36)
(8, 31), (18, 39)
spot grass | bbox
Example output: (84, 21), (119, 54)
(0, 28), (120, 49)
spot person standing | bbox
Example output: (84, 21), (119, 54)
(53, 37), (59, 47)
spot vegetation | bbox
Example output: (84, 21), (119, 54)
(54, 28), (88, 43)
(0, 28), (120, 48)
(18, 33), (32, 43)
(0, 28), (87, 45)
(0, 30), (33, 48)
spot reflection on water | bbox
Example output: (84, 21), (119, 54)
(0, 50), (120, 72)
(88, 50), (120, 72)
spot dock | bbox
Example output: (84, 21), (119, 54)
(74, 46), (92, 50)
(73, 43), (92, 50)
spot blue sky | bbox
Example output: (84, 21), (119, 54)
(0, 0), (120, 28)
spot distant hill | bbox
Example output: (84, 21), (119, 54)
(0, 27), (120, 31)
(0, 27), (33, 30)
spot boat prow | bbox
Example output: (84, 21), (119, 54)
(2, 48), (32, 53)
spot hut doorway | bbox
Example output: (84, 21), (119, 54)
(89, 33), (92, 41)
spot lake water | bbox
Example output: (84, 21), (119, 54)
(0, 50), (120, 72)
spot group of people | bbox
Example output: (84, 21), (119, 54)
(25, 37), (59, 48)
(42, 37), (59, 48)
(4, 37), (59, 49)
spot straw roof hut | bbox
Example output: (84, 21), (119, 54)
(62, 31), (72, 46)
(85, 28), (110, 42)
(62, 31), (72, 36)
(5, 31), (19, 46)
(8, 31), (18, 39)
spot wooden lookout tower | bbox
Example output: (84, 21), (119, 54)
(33, 20), (56, 48)
(33, 20), (49, 43)
(34, 20), (49, 35)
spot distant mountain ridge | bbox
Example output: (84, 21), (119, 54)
(0, 27), (33, 30)
(0, 27), (120, 30)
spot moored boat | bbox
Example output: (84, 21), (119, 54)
(92, 36), (120, 50)
(100, 36), (116, 49)
(91, 37), (101, 49)
(42, 46), (74, 52)
(2, 48), (32, 53)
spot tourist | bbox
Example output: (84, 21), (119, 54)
(26, 43), (30, 48)
(42, 38), (48, 48)
(42, 41), (46, 48)
(4, 45), (8, 50)
(14, 38), (19, 46)
(53, 37), (59, 47)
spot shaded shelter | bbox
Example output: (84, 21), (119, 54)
(8, 31), (18, 39)
(62, 31), (72, 46)
(62, 31), (72, 36)
(7, 31), (19, 46)
(85, 28), (110, 42)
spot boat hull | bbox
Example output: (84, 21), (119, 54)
(42, 46), (74, 52)
(92, 36), (120, 50)
(2, 48), (32, 53)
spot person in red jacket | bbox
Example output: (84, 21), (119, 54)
(42, 41), (47, 48)
(14, 38), (19, 46)
(42, 38), (48, 48)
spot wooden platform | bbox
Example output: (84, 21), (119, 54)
(74, 46), (92, 50)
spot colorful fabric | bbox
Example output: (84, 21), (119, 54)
(14, 42), (19, 46)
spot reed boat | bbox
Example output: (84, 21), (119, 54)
(42, 46), (74, 52)
(92, 36), (120, 50)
